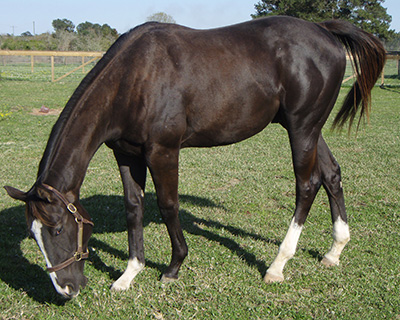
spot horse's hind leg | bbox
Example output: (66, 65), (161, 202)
(264, 130), (323, 283)
(146, 144), (188, 282)
(264, 132), (350, 282)
(317, 136), (350, 266)
(111, 151), (147, 291)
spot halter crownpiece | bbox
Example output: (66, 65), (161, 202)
(41, 184), (94, 273)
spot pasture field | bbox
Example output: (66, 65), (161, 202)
(0, 63), (399, 319)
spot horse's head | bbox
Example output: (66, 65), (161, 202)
(4, 184), (93, 299)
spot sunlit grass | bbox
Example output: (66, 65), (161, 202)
(0, 65), (399, 319)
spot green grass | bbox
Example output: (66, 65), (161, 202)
(0, 65), (399, 319)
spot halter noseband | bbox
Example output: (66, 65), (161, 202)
(41, 184), (94, 273)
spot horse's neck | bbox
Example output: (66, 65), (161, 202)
(38, 101), (112, 198)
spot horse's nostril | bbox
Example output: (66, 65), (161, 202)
(66, 285), (72, 294)
(62, 284), (80, 299)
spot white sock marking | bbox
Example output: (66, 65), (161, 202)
(266, 218), (303, 279)
(324, 217), (350, 265)
(111, 257), (145, 291)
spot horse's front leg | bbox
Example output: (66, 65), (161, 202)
(111, 151), (147, 291)
(146, 144), (188, 282)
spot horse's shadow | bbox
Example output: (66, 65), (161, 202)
(0, 192), (280, 304)
(0, 205), (67, 305)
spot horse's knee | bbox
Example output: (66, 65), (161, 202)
(297, 174), (321, 200)
(159, 203), (180, 225)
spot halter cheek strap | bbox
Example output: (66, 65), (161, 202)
(41, 184), (94, 273)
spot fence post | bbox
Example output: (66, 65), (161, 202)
(0, 50), (104, 81)
(51, 56), (55, 82)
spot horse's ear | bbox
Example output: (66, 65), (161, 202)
(4, 186), (28, 202)
(35, 185), (54, 203)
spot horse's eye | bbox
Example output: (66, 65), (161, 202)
(55, 226), (63, 236)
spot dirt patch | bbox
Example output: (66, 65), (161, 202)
(30, 107), (61, 116)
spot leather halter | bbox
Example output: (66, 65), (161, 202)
(41, 184), (94, 273)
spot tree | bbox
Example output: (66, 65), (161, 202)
(52, 18), (75, 33)
(74, 21), (119, 51)
(77, 22), (102, 36)
(385, 32), (400, 50)
(72, 31), (118, 51)
(53, 30), (76, 51)
(252, 0), (395, 40)
(100, 24), (118, 38)
(21, 31), (33, 37)
(146, 12), (176, 24)
(76, 22), (118, 38)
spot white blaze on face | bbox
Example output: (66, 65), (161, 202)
(31, 219), (75, 297)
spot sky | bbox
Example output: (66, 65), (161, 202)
(0, 0), (399, 36)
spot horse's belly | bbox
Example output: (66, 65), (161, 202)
(181, 99), (280, 148)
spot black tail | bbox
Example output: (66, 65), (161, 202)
(319, 20), (386, 131)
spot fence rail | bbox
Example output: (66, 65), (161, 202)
(0, 50), (104, 82)
(1, 50), (399, 85)
(342, 52), (400, 86)
(382, 52), (400, 86)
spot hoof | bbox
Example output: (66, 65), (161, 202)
(264, 272), (284, 283)
(160, 274), (178, 283)
(111, 279), (131, 291)
(321, 256), (339, 267)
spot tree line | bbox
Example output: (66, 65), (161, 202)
(252, 0), (399, 47)
(1, 2), (399, 52)
(0, 13), (178, 52)
(0, 18), (119, 51)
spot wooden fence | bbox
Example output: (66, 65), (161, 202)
(0, 50), (104, 82)
(381, 51), (400, 86)
(1, 50), (399, 84)
(343, 51), (399, 86)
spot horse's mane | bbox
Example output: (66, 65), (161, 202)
(36, 24), (155, 181)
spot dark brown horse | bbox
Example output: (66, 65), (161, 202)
(5, 16), (385, 298)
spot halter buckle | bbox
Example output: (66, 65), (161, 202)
(41, 184), (94, 273)
(74, 251), (83, 261)
(67, 203), (77, 214)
